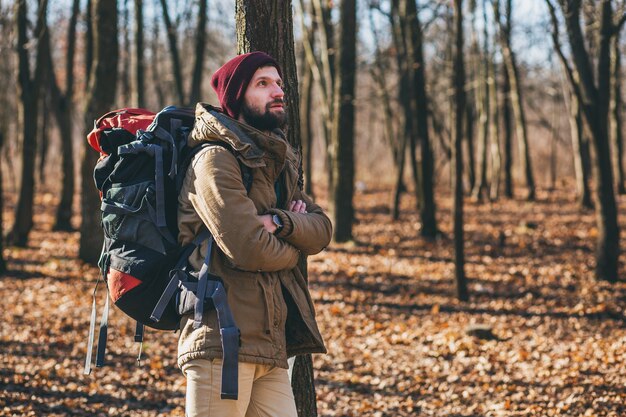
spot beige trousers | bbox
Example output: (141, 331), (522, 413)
(182, 359), (298, 417)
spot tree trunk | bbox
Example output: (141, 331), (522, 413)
(502, 61), (513, 198)
(369, 7), (404, 216)
(188, 0), (207, 105)
(300, 53), (314, 197)
(329, 0), (356, 243)
(487, 0), (501, 201)
(159, 0), (185, 104)
(133, 0), (145, 108)
(120, 0), (131, 104)
(298, 0), (334, 189)
(79, 0), (119, 264)
(47, 0), (79, 231)
(466, 96), (476, 193)
(235, 1), (319, 415)
(85, 0), (93, 87)
(470, 4), (489, 201)
(38, 91), (49, 185)
(548, 0), (619, 282)
(305, 0), (335, 190)
(453, 0), (469, 301)
(611, 31), (625, 194)
(390, 0), (422, 213)
(0, 128), (6, 273)
(8, 0), (48, 247)
(565, 83), (593, 208)
(404, 0), (437, 237)
(496, 0), (535, 200)
(151, 3), (166, 107)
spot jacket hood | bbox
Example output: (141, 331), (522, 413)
(190, 103), (296, 169)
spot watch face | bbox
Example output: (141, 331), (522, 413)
(272, 214), (283, 227)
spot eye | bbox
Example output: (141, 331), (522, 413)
(258, 80), (267, 87)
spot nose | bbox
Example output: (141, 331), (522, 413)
(271, 82), (284, 99)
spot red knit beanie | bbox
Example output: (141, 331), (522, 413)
(210, 52), (282, 119)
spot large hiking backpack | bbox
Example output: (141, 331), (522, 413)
(84, 106), (248, 400)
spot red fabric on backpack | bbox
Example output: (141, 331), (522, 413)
(87, 108), (156, 154)
(107, 268), (142, 303)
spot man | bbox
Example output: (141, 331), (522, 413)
(177, 51), (332, 417)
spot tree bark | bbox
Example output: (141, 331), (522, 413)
(120, 0), (131, 104)
(133, 0), (145, 108)
(495, 0), (535, 200)
(297, 0), (334, 189)
(611, 30), (625, 194)
(188, 0), (207, 105)
(46, 0), (79, 231)
(453, 0), (469, 301)
(300, 52), (314, 197)
(79, 0), (118, 264)
(151, 2), (166, 107)
(487, 0), (501, 201)
(159, 0), (185, 104)
(329, 0), (357, 243)
(38, 91), (49, 186)
(8, 0), (48, 247)
(0, 128), (6, 273)
(547, 0), (619, 282)
(85, 0), (93, 88)
(565, 82), (593, 208)
(235, 1), (319, 415)
(390, 0), (422, 214)
(369, 6), (404, 217)
(404, 0), (437, 237)
(502, 61), (513, 198)
(470, 2), (489, 201)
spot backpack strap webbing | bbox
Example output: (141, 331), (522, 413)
(179, 234), (240, 400)
(177, 141), (253, 194)
(149, 230), (240, 400)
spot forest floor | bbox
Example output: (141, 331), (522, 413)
(1, 185), (626, 417)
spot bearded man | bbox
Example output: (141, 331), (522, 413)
(176, 51), (332, 417)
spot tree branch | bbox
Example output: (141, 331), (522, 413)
(545, 0), (585, 105)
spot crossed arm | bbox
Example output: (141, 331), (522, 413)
(189, 146), (331, 272)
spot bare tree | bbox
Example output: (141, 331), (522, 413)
(470, 0), (490, 201)
(486, 0), (502, 200)
(546, 0), (621, 282)
(133, 0), (145, 108)
(300, 44), (315, 196)
(329, 0), (357, 242)
(453, 0), (469, 301)
(79, 0), (119, 264)
(610, 28), (625, 194)
(188, 0), (208, 105)
(8, 0), (48, 247)
(159, 0), (185, 104)
(43, 0), (80, 231)
(502, 62), (514, 198)
(494, 0), (536, 200)
(236, 1), (320, 414)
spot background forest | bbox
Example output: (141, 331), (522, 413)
(1, 0), (626, 416)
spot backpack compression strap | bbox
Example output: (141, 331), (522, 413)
(149, 231), (240, 400)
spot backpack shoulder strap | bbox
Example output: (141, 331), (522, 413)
(177, 141), (253, 194)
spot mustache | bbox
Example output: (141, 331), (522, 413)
(268, 99), (285, 106)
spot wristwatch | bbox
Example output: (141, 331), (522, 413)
(272, 214), (283, 235)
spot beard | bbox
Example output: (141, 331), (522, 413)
(240, 99), (288, 132)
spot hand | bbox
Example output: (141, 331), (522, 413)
(259, 214), (277, 234)
(288, 200), (307, 213)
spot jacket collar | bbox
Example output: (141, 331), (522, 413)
(190, 103), (291, 168)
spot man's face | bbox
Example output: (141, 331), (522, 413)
(239, 66), (287, 131)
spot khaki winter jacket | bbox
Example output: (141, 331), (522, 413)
(176, 103), (331, 369)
